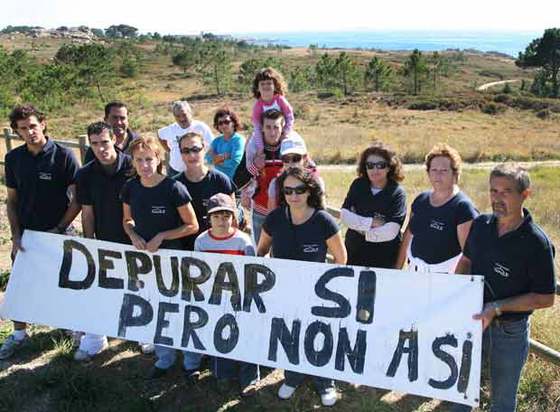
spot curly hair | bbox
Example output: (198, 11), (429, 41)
(252, 67), (287, 98)
(277, 167), (325, 210)
(213, 107), (241, 132)
(425, 143), (462, 176)
(9, 104), (47, 133)
(357, 141), (404, 182)
(129, 135), (165, 175)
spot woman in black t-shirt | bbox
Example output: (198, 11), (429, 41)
(121, 136), (199, 379)
(395, 143), (478, 273)
(257, 168), (346, 407)
(341, 142), (407, 268)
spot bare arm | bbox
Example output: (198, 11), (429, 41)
(6, 188), (24, 256)
(457, 220), (473, 250)
(394, 226), (412, 269)
(49, 184), (81, 233)
(122, 203), (147, 250)
(81, 205), (95, 239)
(146, 203), (199, 253)
(454, 255), (472, 274)
(257, 229), (273, 257)
(326, 232), (347, 264)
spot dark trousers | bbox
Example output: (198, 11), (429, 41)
(212, 357), (259, 387)
(284, 370), (334, 394)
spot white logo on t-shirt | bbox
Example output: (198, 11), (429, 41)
(151, 206), (167, 215)
(38, 172), (53, 181)
(303, 244), (319, 253)
(493, 263), (511, 278)
(430, 219), (445, 231)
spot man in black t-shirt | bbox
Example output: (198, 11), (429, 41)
(454, 163), (556, 412)
(1, 104), (81, 360)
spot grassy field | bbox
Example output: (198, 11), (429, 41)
(0, 166), (559, 412)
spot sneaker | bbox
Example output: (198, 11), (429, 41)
(320, 388), (338, 407)
(0, 333), (28, 360)
(74, 340), (108, 362)
(277, 383), (296, 400)
(184, 368), (201, 385)
(140, 342), (155, 354)
(240, 383), (257, 398)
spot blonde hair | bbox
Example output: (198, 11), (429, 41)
(425, 143), (462, 176)
(129, 135), (165, 175)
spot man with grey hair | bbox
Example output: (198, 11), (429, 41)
(454, 163), (556, 412)
(158, 100), (214, 176)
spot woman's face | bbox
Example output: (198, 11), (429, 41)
(428, 156), (456, 191)
(258, 79), (275, 101)
(282, 175), (310, 209)
(133, 147), (160, 180)
(180, 137), (206, 168)
(365, 154), (389, 188)
(217, 115), (235, 137)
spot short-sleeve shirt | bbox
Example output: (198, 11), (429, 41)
(5, 138), (79, 231)
(76, 151), (132, 243)
(158, 120), (214, 172)
(463, 210), (556, 320)
(120, 176), (192, 250)
(410, 191), (478, 264)
(174, 169), (236, 250)
(262, 206), (339, 263)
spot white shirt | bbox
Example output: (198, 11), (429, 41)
(158, 120), (214, 172)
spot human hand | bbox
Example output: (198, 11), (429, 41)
(473, 303), (497, 331)
(146, 233), (164, 253)
(254, 153), (265, 170)
(371, 217), (385, 228)
(130, 232), (147, 251)
(213, 154), (225, 165)
(11, 236), (25, 259)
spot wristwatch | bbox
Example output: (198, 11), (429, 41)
(492, 301), (502, 317)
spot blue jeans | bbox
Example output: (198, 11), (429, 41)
(155, 346), (203, 371)
(251, 210), (267, 246)
(451, 317), (530, 412)
(284, 370), (335, 395)
(212, 357), (259, 387)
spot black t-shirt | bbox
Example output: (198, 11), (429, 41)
(120, 176), (192, 250)
(463, 210), (556, 320)
(342, 178), (407, 240)
(174, 169), (236, 250)
(76, 151), (132, 243)
(5, 138), (79, 231)
(262, 206), (339, 263)
(410, 191), (478, 264)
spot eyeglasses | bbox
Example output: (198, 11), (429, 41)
(366, 161), (388, 170)
(180, 146), (203, 155)
(282, 185), (308, 196)
(217, 119), (232, 126)
(282, 154), (303, 163)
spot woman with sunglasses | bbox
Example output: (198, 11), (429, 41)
(395, 143), (477, 273)
(175, 131), (236, 251)
(257, 167), (346, 407)
(340, 142), (407, 269)
(121, 135), (199, 379)
(267, 134), (324, 211)
(207, 108), (245, 180)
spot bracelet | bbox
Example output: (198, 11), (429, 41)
(492, 302), (502, 317)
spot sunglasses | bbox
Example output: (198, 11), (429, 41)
(282, 185), (308, 196)
(282, 154), (303, 163)
(217, 118), (232, 126)
(180, 146), (203, 155)
(366, 161), (388, 170)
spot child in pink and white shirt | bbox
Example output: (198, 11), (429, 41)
(247, 67), (294, 172)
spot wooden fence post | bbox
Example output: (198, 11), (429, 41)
(78, 135), (87, 164)
(4, 128), (12, 152)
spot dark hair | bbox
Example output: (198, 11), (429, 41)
(252, 67), (287, 98)
(213, 107), (241, 132)
(357, 141), (404, 182)
(9, 104), (47, 133)
(261, 108), (285, 124)
(277, 167), (324, 210)
(87, 121), (113, 138)
(178, 131), (205, 148)
(104, 101), (128, 118)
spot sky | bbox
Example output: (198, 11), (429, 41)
(1, 0), (559, 34)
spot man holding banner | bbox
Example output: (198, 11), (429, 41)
(1, 104), (80, 360)
(454, 163), (556, 412)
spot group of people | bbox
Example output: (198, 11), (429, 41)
(2, 66), (556, 411)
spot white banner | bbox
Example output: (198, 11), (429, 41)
(0, 231), (483, 406)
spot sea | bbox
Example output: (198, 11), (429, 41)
(237, 30), (541, 57)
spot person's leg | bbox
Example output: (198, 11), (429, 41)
(283, 370), (306, 388)
(251, 210), (266, 246)
(212, 357), (237, 380)
(239, 361), (260, 388)
(154, 345), (177, 370)
(312, 376), (335, 394)
(488, 318), (529, 412)
(182, 350), (203, 371)
(0, 321), (28, 359)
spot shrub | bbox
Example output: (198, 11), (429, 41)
(481, 102), (506, 115)
(407, 100), (438, 110)
(536, 109), (551, 119)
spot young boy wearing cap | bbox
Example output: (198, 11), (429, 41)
(194, 193), (260, 397)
